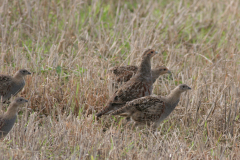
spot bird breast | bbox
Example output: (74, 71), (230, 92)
(0, 116), (17, 138)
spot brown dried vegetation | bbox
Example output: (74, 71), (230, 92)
(1, 0), (240, 159)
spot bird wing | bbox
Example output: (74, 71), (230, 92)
(108, 66), (138, 75)
(111, 96), (164, 116)
(0, 75), (13, 101)
(0, 115), (5, 130)
(96, 80), (152, 117)
(132, 97), (166, 123)
(108, 66), (138, 83)
(115, 71), (135, 83)
(115, 80), (152, 102)
(9, 81), (25, 97)
(111, 96), (166, 123)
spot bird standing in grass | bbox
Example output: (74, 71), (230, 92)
(0, 97), (28, 139)
(110, 84), (191, 129)
(108, 65), (171, 89)
(96, 49), (158, 118)
(0, 69), (31, 102)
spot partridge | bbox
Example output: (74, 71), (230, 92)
(108, 65), (171, 88)
(110, 84), (191, 129)
(0, 69), (31, 102)
(0, 97), (28, 139)
(151, 66), (171, 84)
(96, 49), (158, 118)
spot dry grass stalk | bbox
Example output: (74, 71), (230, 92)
(0, 0), (240, 159)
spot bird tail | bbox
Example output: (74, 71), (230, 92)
(96, 102), (126, 118)
(96, 111), (104, 118)
(110, 104), (132, 117)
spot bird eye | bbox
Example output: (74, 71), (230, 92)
(164, 69), (166, 71)
(20, 99), (22, 101)
(151, 51), (153, 53)
(183, 86), (185, 88)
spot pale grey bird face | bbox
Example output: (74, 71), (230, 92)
(142, 49), (158, 59)
(14, 97), (28, 105)
(19, 69), (31, 76)
(156, 66), (171, 75)
(179, 84), (191, 92)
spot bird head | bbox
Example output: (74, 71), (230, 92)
(141, 49), (158, 59)
(155, 66), (171, 75)
(178, 84), (191, 92)
(18, 69), (31, 76)
(13, 97), (28, 105)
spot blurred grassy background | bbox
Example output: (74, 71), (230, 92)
(1, 0), (240, 159)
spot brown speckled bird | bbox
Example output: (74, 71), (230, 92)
(110, 84), (191, 129)
(0, 69), (31, 102)
(108, 65), (171, 88)
(96, 49), (158, 118)
(0, 97), (28, 139)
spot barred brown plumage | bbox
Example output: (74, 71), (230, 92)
(0, 69), (31, 103)
(108, 65), (171, 89)
(96, 49), (158, 118)
(110, 84), (191, 129)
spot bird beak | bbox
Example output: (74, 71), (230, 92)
(167, 70), (171, 74)
(28, 72), (31, 75)
(188, 87), (191, 90)
(25, 100), (29, 102)
(155, 51), (158, 54)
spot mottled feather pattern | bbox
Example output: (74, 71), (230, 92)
(96, 49), (157, 118)
(97, 80), (153, 116)
(0, 75), (12, 82)
(133, 96), (164, 111)
(109, 66), (138, 76)
(0, 116), (5, 130)
(0, 75), (25, 102)
(116, 72), (135, 83)
(108, 66), (138, 85)
(97, 81), (152, 115)
(111, 96), (165, 122)
(133, 101), (165, 124)
(108, 65), (170, 89)
(0, 75), (13, 98)
(110, 84), (192, 128)
(115, 81), (152, 102)
(0, 117), (5, 138)
(97, 101), (126, 116)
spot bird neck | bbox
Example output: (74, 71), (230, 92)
(137, 57), (152, 78)
(166, 88), (182, 106)
(151, 69), (161, 84)
(4, 103), (18, 119)
(13, 72), (24, 80)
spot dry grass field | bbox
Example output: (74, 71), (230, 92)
(0, 0), (240, 159)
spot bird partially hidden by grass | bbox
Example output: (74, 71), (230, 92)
(110, 84), (191, 130)
(0, 97), (28, 139)
(96, 49), (158, 118)
(0, 69), (31, 103)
